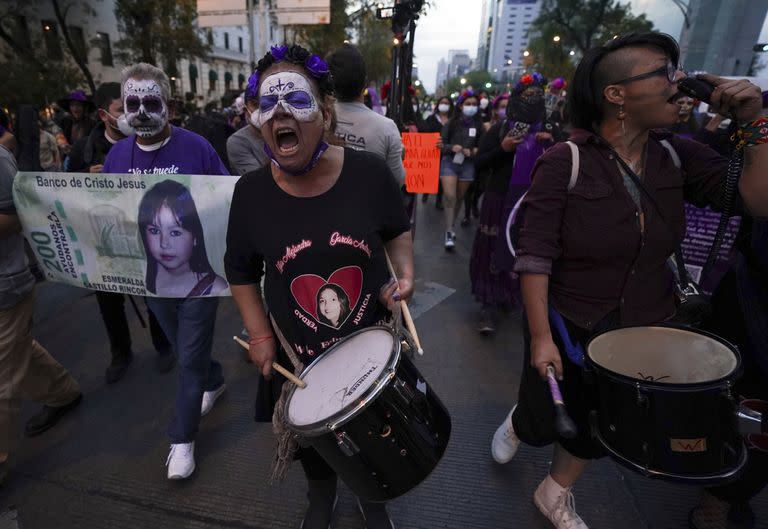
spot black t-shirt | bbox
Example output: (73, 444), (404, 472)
(225, 148), (410, 359)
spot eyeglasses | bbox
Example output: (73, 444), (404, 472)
(611, 61), (679, 85)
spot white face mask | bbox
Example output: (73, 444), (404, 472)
(462, 105), (478, 117)
(252, 71), (319, 128)
(413, 104), (419, 112)
(437, 103), (450, 114)
(480, 98), (490, 109)
(123, 78), (168, 138)
(116, 113), (135, 136)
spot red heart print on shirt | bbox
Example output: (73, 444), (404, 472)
(290, 266), (363, 329)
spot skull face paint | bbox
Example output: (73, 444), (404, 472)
(252, 71), (319, 128)
(123, 78), (168, 138)
(677, 96), (694, 117)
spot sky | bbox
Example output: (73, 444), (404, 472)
(414, 0), (768, 93)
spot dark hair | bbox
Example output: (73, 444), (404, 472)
(568, 32), (680, 132)
(255, 44), (334, 102)
(138, 180), (213, 294)
(316, 284), (350, 328)
(327, 45), (367, 102)
(95, 82), (122, 111)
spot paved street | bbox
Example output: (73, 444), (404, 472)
(1, 198), (766, 529)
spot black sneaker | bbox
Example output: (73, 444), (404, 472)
(155, 350), (176, 374)
(25, 393), (83, 437)
(301, 478), (338, 529)
(105, 353), (132, 384)
(444, 231), (455, 251)
(357, 498), (395, 529)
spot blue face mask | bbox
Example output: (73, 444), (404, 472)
(462, 105), (478, 117)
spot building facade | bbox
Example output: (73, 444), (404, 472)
(435, 58), (448, 91)
(3, 0), (283, 108)
(679, 0), (768, 75)
(484, 0), (541, 80)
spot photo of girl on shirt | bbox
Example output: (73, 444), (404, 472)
(138, 179), (228, 298)
(316, 284), (351, 329)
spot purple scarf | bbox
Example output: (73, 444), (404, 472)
(507, 121), (547, 186)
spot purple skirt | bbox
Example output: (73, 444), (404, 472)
(469, 190), (520, 308)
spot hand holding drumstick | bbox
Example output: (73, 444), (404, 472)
(233, 335), (306, 388)
(382, 250), (424, 355)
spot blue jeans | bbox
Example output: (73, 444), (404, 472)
(146, 297), (224, 443)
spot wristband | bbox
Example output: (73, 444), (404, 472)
(248, 335), (274, 346)
(735, 117), (768, 149)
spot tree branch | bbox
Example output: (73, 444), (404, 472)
(51, 0), (96, 95)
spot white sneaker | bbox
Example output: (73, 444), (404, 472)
(166, 442), (195, 480)
(200, 384), (226, 416)
(491, 406), (521, 463)
(533, 476), (589, 529)
(444, 231), (455, 250)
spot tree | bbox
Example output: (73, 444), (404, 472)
(526, 0), (654, 79)
(288, 0), (350, 59)
(443, 70), (493, 95)
(114, 0), (209, 74)
(353, 7), (392, 86)
(0, 0), (88, 107)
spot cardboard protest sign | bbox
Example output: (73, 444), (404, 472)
(402, 132), (440, 194)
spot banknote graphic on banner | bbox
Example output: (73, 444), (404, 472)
(12, 172), (238, 298)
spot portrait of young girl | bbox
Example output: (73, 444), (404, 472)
(316, 284), (351, 329)
(138, 179), (228, 297)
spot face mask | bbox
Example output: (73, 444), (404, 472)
(115, 113), (135, 136)
(413, 105), (419, 113)
(438, 103), (450, 114)
(462, 105), (478, 117)
(253, 71), (319, 128)
(480, 98), (490, 109)
(123, 79), (168, 138)
(497, 108), (507, 119)
(508, 90), (546, 124)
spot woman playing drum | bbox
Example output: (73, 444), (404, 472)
(489, 32), (768, 529)
(224, 45), (413, 529)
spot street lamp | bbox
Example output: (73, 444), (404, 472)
(506, 59), (512, 65)
(460, 77), (467, 85)
(523, 50), (530, 57)
(569, 50), (576, 56)
(414, 80), (422, 87)
(553, 35), (561, 42)
(485, 82), (492, 89)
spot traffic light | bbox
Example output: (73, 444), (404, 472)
(753, 43), (768, 52)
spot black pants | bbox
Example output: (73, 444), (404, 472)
(704, 271), (768, 503)
(298, 446), (336, 481)
(95, 292), (171, 358)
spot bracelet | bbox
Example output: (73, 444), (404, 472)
(248, 335), (274, 346)
(735, 117), (768, 149)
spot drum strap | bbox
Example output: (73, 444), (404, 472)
(269, 313), (301, 369)
(268, 314), (304, 482)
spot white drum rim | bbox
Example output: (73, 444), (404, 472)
(586, 325), (741, 388)
(283, 326), (401, 436)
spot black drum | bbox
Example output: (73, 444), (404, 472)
(284, 327), (451, 501)
(586, 325), (748, 484)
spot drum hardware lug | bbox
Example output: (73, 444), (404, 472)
(335, 431), (360, 457)
(609, 424), (616, 433)
(737, 403), (764, 436)
(379, 425), (392, 438)
(635, 383), (648, 408)
(400, 449), (407, 456)
(401, 340), (411, 352)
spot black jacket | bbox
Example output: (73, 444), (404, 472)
(68, 123), (115, 172)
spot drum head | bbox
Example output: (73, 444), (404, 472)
(587, 327), (738, 384)
(286, 328), (395, 428)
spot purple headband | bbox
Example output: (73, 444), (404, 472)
(66, 90), (89, 102)
(245, 45), (329, 99)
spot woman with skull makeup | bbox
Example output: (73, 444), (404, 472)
(225, 45), (413, 529)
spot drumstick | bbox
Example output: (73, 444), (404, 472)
(546, 365), (577, 439)
(233, 336), (306, 389)
(383, 251), (423, 355)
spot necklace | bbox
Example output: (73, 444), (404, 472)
(129, 130), (172, 172)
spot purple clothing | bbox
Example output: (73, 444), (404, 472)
(102, 126), (229, 176)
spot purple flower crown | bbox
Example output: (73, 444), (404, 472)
(245, 45), (329, 99)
